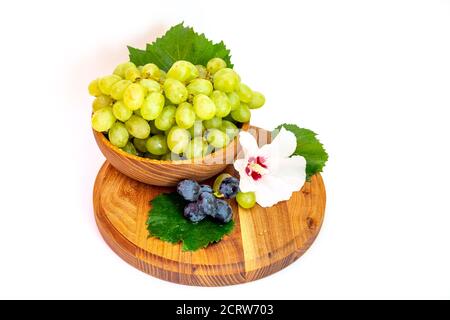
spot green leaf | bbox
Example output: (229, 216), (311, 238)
(276, 124), (328, 180)
(129, 23), (233, 71)
(127, 47), (150, 68)
(147, 193), (235, 251)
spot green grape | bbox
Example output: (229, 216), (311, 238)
(154, 105), (176, 131)
(175, 102), (196, 129)
(108, 122), (129, 148)
(146, 135), (169, 155)
(163, 78), (188, 104)
(161, 152), (172, 161)
(227, 92), (240, 111)
(237, 83), (253, 103)
(141, 92), (165, 120)
(204, 144), (214, 155)
(196, 65), (208, 79)
(91, 107), (116, 132)
(203, 117), (222, 129)
(161, 152), (183, 161)
(164, 96), (172, 106)
(121, 141), (137, 155)
(193, 94), (216, 120)
(159, 70), (167, 82)
(113, 62), (136, 78)
(205, 128), (230, 148)
(187, 78), (213, 96)
(141, 63), (161, 80)
(231, 103), (251, 123)
(221, 120), (239, 139)
(213, 68), (240, 92)
(123, 83), (145, 110)
(167, 126), (191, 154)
(202, 140), (212, 155)
(167, 60), (199, 83)
(249, 91), (265, 109)
(112, 101), (133, 122)
(110, 80), (132, 100)
(188, 120), (205, 137)
(149, 120), (164, 135)
(133, 138), (148, 153)
(125, 65), (141, 82)
(236, 191), (256, 209)
(213, 173), (232, 194)
(98, 75), (122, 95)
(140, 78), (161, 93)
(211, 90), (231, 117)
(125, 115), (150, 139)
(222, 113), (234, 122)
(207, 57), (227, 74)
(88, 79), (102, 97)
(184, 137), (208, 159)
(92, 95), (113, 111)
(143, 152), (161, 160)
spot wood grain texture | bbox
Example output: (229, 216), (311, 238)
(93, 127), (326, 286)
(93, 122), (249, 186)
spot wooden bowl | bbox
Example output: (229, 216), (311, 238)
(93, 122), (249, 186)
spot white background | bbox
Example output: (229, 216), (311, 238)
(0, 0), (449, 299)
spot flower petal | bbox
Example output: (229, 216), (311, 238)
(253, 155), (306, 207)
(261, 127), (297, 158)
(239, 175), (257, 192)
(253, 176), (294, 207)
(234, 158), (257, 192)
(272, 156), (307, 187)
(238, 131), (259, 158)
(233, 158), (247, 173)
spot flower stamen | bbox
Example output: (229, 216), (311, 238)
(245, 156), (268, 181)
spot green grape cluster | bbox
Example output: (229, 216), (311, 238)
(89, 58), (265, 160)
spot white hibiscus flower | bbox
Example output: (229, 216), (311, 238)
(233, 128), (306, 207)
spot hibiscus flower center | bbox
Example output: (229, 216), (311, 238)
(245, 156), (268, 181)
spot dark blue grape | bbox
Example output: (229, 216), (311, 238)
(183, 202), (206, 223)
(211, 199), (233, 224)
(219, 176), (240, 199)
(199, 184), (213, 194)
(197, 192), (217, 215)
(177, 179), (200, 201)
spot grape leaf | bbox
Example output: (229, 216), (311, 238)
(276, 124), (328, 180)
(147, 192), (235, 251)
(128, 23), (233, 71)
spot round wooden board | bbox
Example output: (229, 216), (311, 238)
(93, 129), (326, 286)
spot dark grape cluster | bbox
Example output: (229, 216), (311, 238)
(177, 178), (236, 224)
(218, 176), (239, 199)
(177, 180), (201, 201)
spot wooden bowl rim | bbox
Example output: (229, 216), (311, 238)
(94, 122), (250, 165)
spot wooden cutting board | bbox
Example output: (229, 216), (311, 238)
(93, 128), (326, 286)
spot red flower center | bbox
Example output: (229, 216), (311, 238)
(245, 156), (268, 181)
